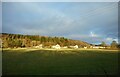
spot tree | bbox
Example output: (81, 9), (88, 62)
(101, 41), (106, 47)
(1, 33), (91, 48)
(14, 40), (22, 48)
(117, 44), (120, 49)
(2, 39), (8, 48)
(111, 41), (118, 49)
(8, 39), (15, 48)
(41, 36), (46, 43)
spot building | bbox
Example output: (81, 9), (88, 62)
(52, 44), (61, 49)
(69, 45), (78, 49)
(84, 46), (87, 49)
(63, 46), (68, 49)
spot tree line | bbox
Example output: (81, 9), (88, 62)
(1, 33), (90, 48)
(1, 33), (119, 49)
(98, 41), (119, 49)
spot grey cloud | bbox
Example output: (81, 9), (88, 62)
(2, 2), (118, 44)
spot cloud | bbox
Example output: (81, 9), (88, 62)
(105, 37), (118, 43)
(2, 2), (118, 44)
(2, 0), (120, 2)
(90, 31), (99, 37)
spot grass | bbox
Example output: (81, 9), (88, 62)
(2, 49), (119, 75)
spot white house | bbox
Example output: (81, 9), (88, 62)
(74, 45), (78, 49)
(52, 44), (61, 49)
(69, 45), (78, 49)
(63, 46), (68, 49)
(99, 46), (105, 49)
(92, 46), (99, 49)
(84, 46), (87, 49)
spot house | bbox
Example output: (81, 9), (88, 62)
(99, 46), (105, 49)
(69, 45), (78, 49)
(52, 44), (61, 49)
(74, 45), (78, 49)
(84, 46), (87, 49)
(63, 46), (68, 49)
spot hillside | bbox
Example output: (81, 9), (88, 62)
(1, 33), (91, 48)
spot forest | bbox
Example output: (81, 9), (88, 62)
(1, 33), (90, 48)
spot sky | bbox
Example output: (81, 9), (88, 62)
(2, 2), (118, 45)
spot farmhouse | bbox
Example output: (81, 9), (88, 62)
(63, 46), (68, 49)
(69, 45), (78, 49)
(52, 44), (61, 49)
(74, 45), (78, 49)
(84, 46), (87, 49)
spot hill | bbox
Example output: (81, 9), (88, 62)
(1, 33), (91, 48)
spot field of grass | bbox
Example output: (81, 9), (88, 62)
(2, 49), (119, 75)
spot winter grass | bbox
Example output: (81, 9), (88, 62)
(2, 49), (119, 75)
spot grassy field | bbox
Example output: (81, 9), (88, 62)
(2, 48), (119, 75)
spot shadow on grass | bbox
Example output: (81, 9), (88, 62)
(2, 49), (118, 75)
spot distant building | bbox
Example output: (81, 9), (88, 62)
(69, 45), (78, 49)
(84, 46), (87, 49)
(74, 45), (78, 49)
(52, 44), (61, 49)
(63, 46), (68, 49)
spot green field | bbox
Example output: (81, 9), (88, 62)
(2, 49), (118, 75)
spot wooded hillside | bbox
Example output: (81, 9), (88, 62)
(1, 33), (91, 48)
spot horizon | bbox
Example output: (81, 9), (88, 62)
(2, 2), (118, 45)
(1, 32), (116, 45)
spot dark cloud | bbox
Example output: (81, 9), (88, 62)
(2, 2), (118, 44)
